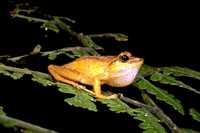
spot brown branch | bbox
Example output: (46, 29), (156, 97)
(5, 46), (101, 63)
(141, 92), (182, 133)
(0, 115), (58, 133)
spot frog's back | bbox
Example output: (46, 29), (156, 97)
(63, 56), (115, 77)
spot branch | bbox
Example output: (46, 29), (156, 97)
(141, 92), (182, 133)
(5, 46), (101, 63)
(0, 115), (58, 133)
(0, 63), (51, 79)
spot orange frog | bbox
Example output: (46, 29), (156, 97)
(48, 51), (143, 99)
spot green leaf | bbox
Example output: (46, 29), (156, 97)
(71, 49), (90, 57)
(79, 34), (101, 49)
(99, 99), (166, 132)
(138, 65), (155, 78)
(99, 99), (134, 115)
(0, 115), (16, 128)
(110, 33), (128, 41)
(150, 72), (200, 95)
(32, 75), (54, 86)
(133, 108), (167, 133)
(40, 21), (60, 33)
(53, 16), (71, 32)
(10, 72), (24, 80)
(0, 106), (6, 116)
(0, 70), (24, 80)
(64, 52), (75, 58)
(57, 83), (77, 95)
(136, 79), (184, 115)
(0, 70), (11, 77)
(48, 52), (58, 60)
(64, 92), (97, 112)
(189, 108), (200, 122)
(162, 66), (200, 80)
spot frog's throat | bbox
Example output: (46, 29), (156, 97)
(107, 68), (139, 87)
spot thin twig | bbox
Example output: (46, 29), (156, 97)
(119, 95), (158, 113)
(0, 115), (58, 133)
(12, 14), (48, 23)
(5, 46), (101, 63)
(141, 92), (182, 133)
(0, 63), (51, 79)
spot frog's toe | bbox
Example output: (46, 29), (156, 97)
(106, 94), (118, 99)
(97, 94), (118, 99)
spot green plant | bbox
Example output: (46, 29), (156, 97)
(0, 3), (200, 133)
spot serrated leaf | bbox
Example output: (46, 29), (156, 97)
(138, 65), (155, 78)
(111, 33), (128, 41)
(79, 34), (101, 49)
(53, 16), (71, 32)
(64, 92), (97, 112)
(57, 83), (77, 95)
(136, 79), (184, 115)
(0, 70), (24, 80)
(10, 72), (24, 80)
(72, 49), (90, 57)
(64, 52), (75, 58)
(0, 70), (11, 76)
(32, 75), (54, 86)
(0, 115), (16, 128)
(133, 108), (167, 133)
(150, 72), (200, 95)
(41, 21), (60, 33)
(162, 66), (200, 80)
(99, 99), (134, 115)
(48, 53), (58, 60)
(189, 108), (200, 122)
(99, 99), (166, 132)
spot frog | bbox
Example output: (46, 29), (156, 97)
(48, 51), (144, 99)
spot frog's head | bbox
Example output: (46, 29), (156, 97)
(106, 51), (143, 87)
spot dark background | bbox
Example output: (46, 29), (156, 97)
(0, 1), (200, 133)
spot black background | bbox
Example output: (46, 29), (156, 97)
(0, 1), (200, 133)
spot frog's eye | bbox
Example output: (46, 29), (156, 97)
(119, 54), (129, 62)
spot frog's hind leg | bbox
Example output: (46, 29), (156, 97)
(48, 65), (95, 95)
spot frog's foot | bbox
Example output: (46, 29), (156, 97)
(96, 94), (118, 99)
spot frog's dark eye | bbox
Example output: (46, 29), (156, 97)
(119, 54), (129, 62)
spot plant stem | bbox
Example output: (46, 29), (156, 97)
(0, 63), (51, 80)
(141, 92), (182, 133)
(5, 46), (100, 63)
(0, 115), (58, 133)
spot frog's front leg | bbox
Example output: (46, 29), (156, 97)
(93, 78), (118, 99)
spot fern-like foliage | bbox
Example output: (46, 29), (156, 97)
(150, 72), (200, 95)
(1, 6), (200, 132)
(162, 66), (200, 80)
(99, 99), (167, 133)
(189, 108), (200, 122)
(133, 108), (167, 133)
(135, 79), (184, 115)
